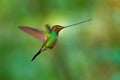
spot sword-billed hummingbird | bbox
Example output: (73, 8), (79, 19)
(19, 19), (92, 61)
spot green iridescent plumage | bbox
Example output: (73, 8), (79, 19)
(45, 31), (57, 47)
(19, 19), (92, 61)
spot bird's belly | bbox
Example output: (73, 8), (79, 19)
(45, 38), (57, 49)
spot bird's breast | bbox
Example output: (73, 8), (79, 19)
(45, 35), (57, 48)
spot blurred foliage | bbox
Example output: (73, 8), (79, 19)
(0, 0), (120, 80)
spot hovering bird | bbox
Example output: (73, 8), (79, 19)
(19, 19), (92, 61)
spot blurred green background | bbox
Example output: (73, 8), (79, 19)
(0, 0), (120, 80)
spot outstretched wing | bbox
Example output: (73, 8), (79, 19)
(45, 24), (51, 33)
(19, 26), (50, 43)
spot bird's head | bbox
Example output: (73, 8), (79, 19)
(52, 25), (64, 33)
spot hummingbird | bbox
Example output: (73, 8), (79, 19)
(19, 19), (92, 61)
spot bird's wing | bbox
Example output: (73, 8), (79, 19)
(45, 24), (51, 33)
(19, 26), (50, 43)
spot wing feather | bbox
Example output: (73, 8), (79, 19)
(19, 26), (50, 43)
(45, 24), (51, 33)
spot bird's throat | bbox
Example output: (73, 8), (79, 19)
(50, 31), (58, 38)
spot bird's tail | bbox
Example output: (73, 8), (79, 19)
(31, 49), (42, 61)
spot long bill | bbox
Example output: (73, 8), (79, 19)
(64, 18), (92, 28)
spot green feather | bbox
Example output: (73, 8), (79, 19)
(45, 31), (57, 47)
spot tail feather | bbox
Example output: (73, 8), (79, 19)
(31, 49), (41, 61)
